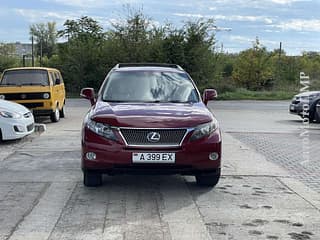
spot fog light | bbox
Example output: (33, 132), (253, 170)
(86, 152), (96, 160)
(14, 125), (24, 132)
(209, 152), (219, 161)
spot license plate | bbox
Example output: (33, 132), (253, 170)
(132, 152), (175, 163)
(290, 105), (295, 110)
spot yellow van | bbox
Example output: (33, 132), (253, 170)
(0, 67), (66, 122)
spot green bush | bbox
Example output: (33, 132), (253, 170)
(219, 88), (296, 100)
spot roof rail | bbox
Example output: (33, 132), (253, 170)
(116, 63), (184, 71)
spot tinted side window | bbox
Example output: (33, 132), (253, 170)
(58, 72), (64, 83)
(50, 72), (55, 85)
(53, 72), (62, 85)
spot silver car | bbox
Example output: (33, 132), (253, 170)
(289, 91), (320, 122)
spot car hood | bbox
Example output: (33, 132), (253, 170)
(295, 91), (320, 97)
(0, 99), (30, 114)
(90, 101), (214, 128)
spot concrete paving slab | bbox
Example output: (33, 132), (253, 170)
(222, 133), (289, 177)
(0, 182), (48, 240)
(0, 150), (80, 171)
(8, 182), (76, 240)
(186, 176), (320, 240)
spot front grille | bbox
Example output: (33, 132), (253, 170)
(27, 123), (34, 131)
(120, 128), (187, 146)
(20, 102), (44, 108)
(2, 92), (49, 100)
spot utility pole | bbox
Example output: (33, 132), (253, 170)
(31, 35), (34, 67)
(279, 42), (282, 60)
(23, 55), (26, 67)
(278, 42), (282, 82)
(40, 38), (42, 67)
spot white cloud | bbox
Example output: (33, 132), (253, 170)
(215, 15), (273, 24)
(14, 8), (82, 24)
(174, 13), (273, 24)
(45, 0), (140, 8)
(264, 29), (281, 33)
(173, 13), (205, 18)
(275, 19), (320, 32)
(229, 35), (276, 44)
(229, 35), (253, 44)
(44, 0), (106, 8)
(214, 0), (307, 4)
(270, 0), (308, 4)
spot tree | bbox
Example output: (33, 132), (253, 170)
(30, 22), (57, 58)
(232, 38), (274, 90)
(58, 16), (104, 41)
(54, 10), (222, 93)
(298, 52), (320, 90)
(0, 43), (19, 72)
(182, 19), (217, 89)
(57, 16), (105, 92)
(108, 9), (155, 62)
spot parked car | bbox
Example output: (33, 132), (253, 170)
(80, 63), (222, 187)
(289, 91), (320, 122)
(0, 99), (34, 141)
(0, 67), (66, 122)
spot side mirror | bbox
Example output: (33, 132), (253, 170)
(80, 88), (96, 106)
(55, 79), (61, 85)
(203, 89), (217, 105)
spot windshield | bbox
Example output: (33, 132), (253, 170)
(102, 71), (199, 103)
(0, 69), (49, 86)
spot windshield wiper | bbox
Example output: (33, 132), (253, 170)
(167, 100), (194, 103)
(144, 100), (193, 103)
(104, 100), (126, 102)
(20, 83), (47, 86)
(145, 100), (163, 103)
(0, 83), (16, 86)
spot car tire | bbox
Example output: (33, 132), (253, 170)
(50, 107), (60, 122)
(59, 105), (65, 118)
(196, 171), (220, 187)
(83, 171), (102, 187)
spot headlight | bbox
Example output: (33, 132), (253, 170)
(190, 119), (218, 141)
(0, 95), (5, 100)
(86, 118), (117, 141)
(0, 111), (22, 119)
(43, 93), (50, 99)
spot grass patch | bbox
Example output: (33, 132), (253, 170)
(218, 88), (296, 100)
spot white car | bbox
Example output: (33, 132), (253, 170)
(0, 99), (34, 140)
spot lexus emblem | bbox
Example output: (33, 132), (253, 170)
(146, 132), (161, 143)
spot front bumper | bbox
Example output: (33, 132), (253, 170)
(13, 100), (55, 116)
(0, 117), (34, 140)
(289, 103), (303, 115)
(82, 128), (222, 176)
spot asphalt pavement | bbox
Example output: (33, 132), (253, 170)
(0, 99), (319, 240)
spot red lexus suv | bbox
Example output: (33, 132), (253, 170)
(80, 63), (222, 187)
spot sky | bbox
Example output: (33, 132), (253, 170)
(0, 0), (320, 55)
